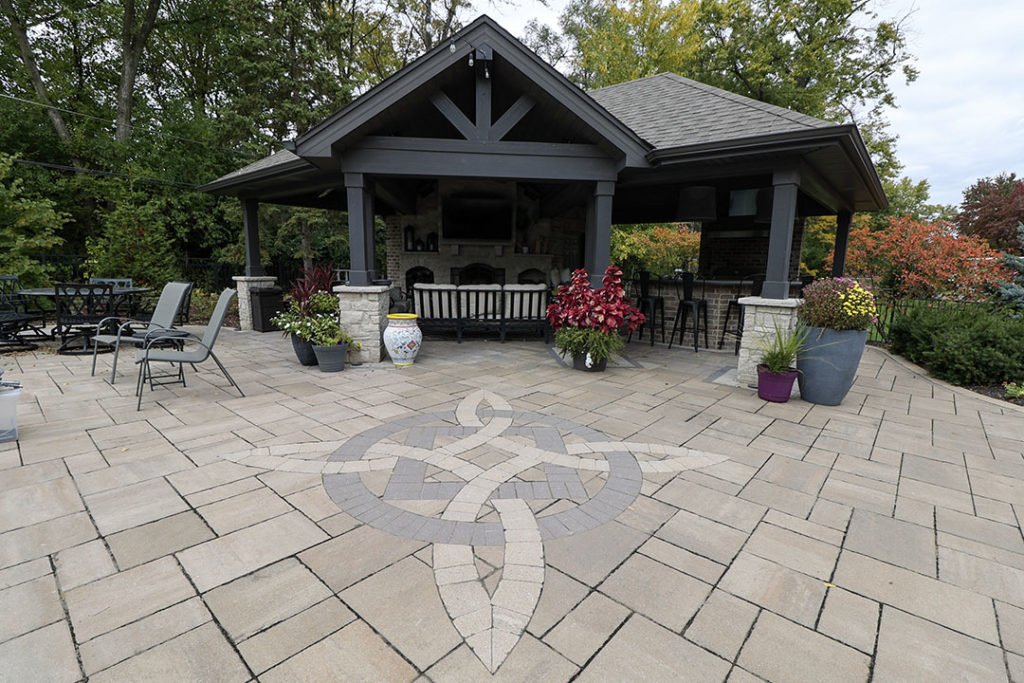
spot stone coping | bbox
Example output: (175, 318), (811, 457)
(334, 284), (390, 294)
(737, 296), (800, 308)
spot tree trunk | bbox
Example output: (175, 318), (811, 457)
(114, 0), (163, 143)
(300, 218), (313, 272)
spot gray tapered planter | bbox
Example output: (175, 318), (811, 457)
(797, 327), (868, 406)
(312, 342), (348, 373)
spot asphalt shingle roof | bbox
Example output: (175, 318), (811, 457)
(589, 72), (833, 150)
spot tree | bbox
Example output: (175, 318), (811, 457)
(957, 173), (1024, 253)
(843, 217), (1008, 300)
(997, 223), (1024, 309)
(0, 155), (66, 286)
(611, 223), (700, 277)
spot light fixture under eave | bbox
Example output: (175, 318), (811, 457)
(449, 40), (456, 54)
(468, 55), (474, 67)
(317, 188), (334, 199)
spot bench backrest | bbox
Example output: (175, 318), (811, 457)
(503, 284), (548, 321)
(458, 284), (502, 320)
(412, 283), (458, 319)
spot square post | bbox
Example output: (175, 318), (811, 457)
(762, 169), (800, 299)
(345, 173), (374, 286)
(832, 209), (852, 277)
(242, 198), (264, 277)
(584, 181), (615, 288)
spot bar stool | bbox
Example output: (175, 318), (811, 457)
(669, 272), (708, 352)
(717, 274), (764, 354)
(629, 270), (665, 346)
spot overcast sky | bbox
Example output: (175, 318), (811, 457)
(477, 0), (1024, 208)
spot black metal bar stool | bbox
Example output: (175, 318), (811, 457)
(717, 274), (764, 355)
(669, 272), (708, 352)
(628, 270), (665, 346)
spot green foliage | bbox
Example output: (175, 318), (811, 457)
(997, 223), (1024, 309)
(305, 314), (354, 348)
(758, 324), (808, 373)
(85, 180), (179, 287)
(553, 326), (625, 364)
(0, 155), (66, 286)
(610, 223), (700, 277)
(1004, 382), (1024, 400)
(889, 306), (1024, 386)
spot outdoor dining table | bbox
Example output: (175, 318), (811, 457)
(17, 286), (152, 338)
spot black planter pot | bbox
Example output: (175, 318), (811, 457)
(312, 342), (348, 373)
(291, 334), (318, 366)
(572, 351), (608, 372)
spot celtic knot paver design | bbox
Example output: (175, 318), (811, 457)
(219, 390), (729, 672)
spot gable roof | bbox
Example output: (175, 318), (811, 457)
(292, 15), (650, 164)
(589, 72), (833, 150)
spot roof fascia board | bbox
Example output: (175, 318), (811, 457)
(294, 17), (650, 165)
(199, 157), (314, 195)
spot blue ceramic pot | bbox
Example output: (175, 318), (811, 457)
(797, 326), (868, 406)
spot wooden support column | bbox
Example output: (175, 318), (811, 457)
(585, 181), (615, 288)
(242, 198), (264, 277)
(762, 168), (800, 299)
(832, 209), (852, 277)
(345, 173), (375, 286)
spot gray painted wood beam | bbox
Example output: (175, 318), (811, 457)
(832, 209), (852, 277)
(490, 95), (535, 141)
(345, 173), (374, 286)
(763, 168), (800, 299)
(585, 181), (615, 287)
(242, 198), (264, 277)
(475, 70), (491, 139)
(430, 92), (476, 140)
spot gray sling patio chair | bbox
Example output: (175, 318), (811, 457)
(91, 281), (193, 383)
(135, 288), (242, 410)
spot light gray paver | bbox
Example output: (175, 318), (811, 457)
(237, 598), (355, 675)
(718, 552), (826, 627)
(817, 587), (880, 654)
(0, 573), (64, 643)
(177, 510), (327, 592)
(0, 477), (84, 533)
(106, 510), (215, 568)
(54, 539), (116, 590)
(84, 477), (189, 535)
(0, 621), (80, 683)
(260, 620), (416, 683)
(579, 615), (731, 682)
(542, 591), (630, 666)
(873, 607), (1006, 682)
(744, 521), (840, 580)
(843, 509), (936, 576)
(685, 589), (760, 660)
(599, 553), (710, 631)
(738, 611), (870, 683)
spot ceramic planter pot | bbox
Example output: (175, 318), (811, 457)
(291, 334), (318, 366)
(312, 342), (348, 372)
(383, 313), (422, 366)
(756, 365), (798, 402)
(797, 326), (868, 405)
(572, 351), (608, 372)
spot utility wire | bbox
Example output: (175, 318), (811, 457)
(0, 92), (257, 158)
(11, 158), (203, 189)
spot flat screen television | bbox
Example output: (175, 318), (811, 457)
(442, 194), (515, 242)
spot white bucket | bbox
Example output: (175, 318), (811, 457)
(0, 387), (20, 442)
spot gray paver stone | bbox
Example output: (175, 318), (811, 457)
(738, 611), (870, 683)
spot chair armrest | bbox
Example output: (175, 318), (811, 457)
(142, 327), (188, 341)
(142, 331), (200, 349)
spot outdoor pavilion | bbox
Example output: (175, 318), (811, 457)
(201, 15), (887, 367)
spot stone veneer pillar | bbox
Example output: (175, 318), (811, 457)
(335, 284), (390, 363)
(232, 275), (277, 331)
(736, 296), (801, 386)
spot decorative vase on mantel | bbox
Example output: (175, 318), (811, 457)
(291, 334), (317, 366)
(312, 342), (348, 373)
(383, 313), (422, 366)
(797, 326), (868, 405)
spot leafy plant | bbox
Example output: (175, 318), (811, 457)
(996, 222), (1024, 310)
(273, 292), (338, 341)
(547, 266), (645, 364)
(1004, 382), (1024, 400)
(759, 324), (809, 373)
(610, 223), (700, 277)
(799, 278), (877, 331)
(889, 305), (1024, 386)
(305, 313), (354, 347)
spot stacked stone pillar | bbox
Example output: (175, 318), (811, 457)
(232, 275), (277, 331)
(736, 296), (801, 386)
(335, 284), (390, 363)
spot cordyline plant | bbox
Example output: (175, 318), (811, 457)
(546, 266), (645, 365)
(272, 263), (342, 342)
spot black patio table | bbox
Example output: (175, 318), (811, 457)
(18, 286), (152, 341)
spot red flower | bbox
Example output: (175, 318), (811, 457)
(547, 266), (645, 335)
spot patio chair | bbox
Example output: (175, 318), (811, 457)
(135, 288), (242, 410)
(91, 280), (193, 383)
(718, 273), (764, 354)
(89, 277), (135, 317)
(0, 275), (48, 351)
(54, 282), (114, 355)
(628, 270), (665, 346)
(668, 272), (708, 353)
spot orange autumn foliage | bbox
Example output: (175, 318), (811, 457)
(839, 217), (1009, 300)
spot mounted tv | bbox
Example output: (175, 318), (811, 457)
(442, 193), (515, 242)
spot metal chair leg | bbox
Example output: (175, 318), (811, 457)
(210, 353), (244, 397)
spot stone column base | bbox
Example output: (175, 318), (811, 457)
(334, 284), (390, 363)
(232, 276), (278, 331)
(736, 296), (801, 386)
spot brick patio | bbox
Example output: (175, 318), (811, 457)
(1, 331), (1022, 682)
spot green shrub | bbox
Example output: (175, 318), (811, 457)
(889, 305), (1024, 386)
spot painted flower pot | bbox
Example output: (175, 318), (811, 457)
(797, 326), (868, 406)
(756, 365), (798, 402)
(572, 351), (608, 372)
(312, 342), (348, 373)
(383, 313), (422, 366)
(291, 334), (318, 366)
